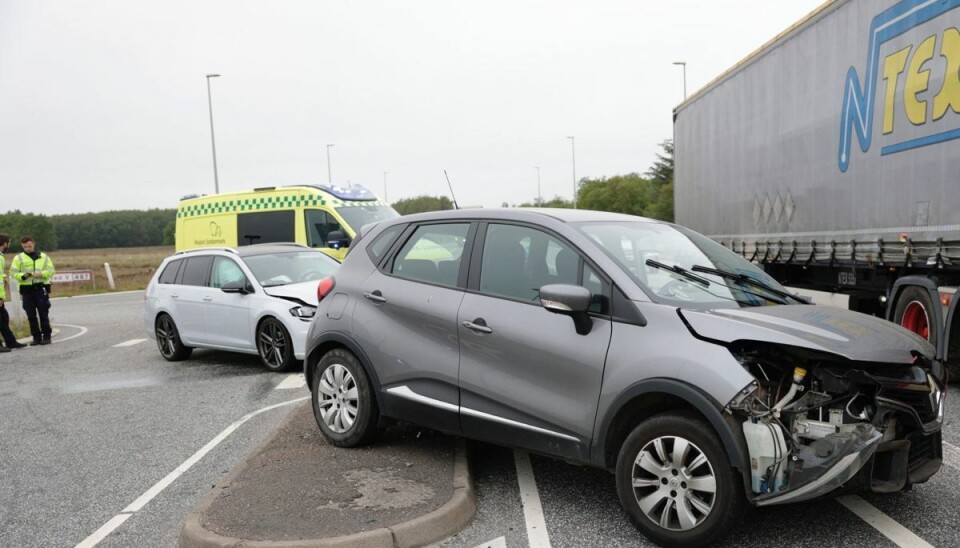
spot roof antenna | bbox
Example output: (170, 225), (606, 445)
(444, 170), (460, 210)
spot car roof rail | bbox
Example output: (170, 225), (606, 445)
(243, 242), (309, 249)
(174, 247), (239, 255)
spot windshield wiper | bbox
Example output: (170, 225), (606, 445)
(645, 259), (712, 287)
(690, 265), (811, 304)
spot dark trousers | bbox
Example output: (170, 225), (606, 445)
(0, 304), (17, 347)
(21, 288), (51, 341)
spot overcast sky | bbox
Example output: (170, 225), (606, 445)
(0, 0), (823, 215)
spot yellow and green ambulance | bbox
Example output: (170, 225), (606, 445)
(175, 184), (398, 260)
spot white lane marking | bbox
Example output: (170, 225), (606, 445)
(112, 338), (146, 348)
(52, 290), (143, 301)
(275, 373), (306, 390)
(76, 396), (308, 548)
(837, 495), (934, 548)
(52, 323), (88, 344)
(473, 537), (507, 548)
(944, 441), (960, 471)
(514, 451), (551, 548)
(74, 513), (131, 548)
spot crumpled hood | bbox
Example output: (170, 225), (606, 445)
(679, 304), (935, 363)
(263, 281), (319, 306)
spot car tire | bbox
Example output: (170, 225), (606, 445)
(311, 348), (381, 447)
(893, 286), (937, 346)
(155, 314), (192, 362)
(256, 317), (296, 372)
(615, 413), (746, 548)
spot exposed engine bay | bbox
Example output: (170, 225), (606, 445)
(726, 342), (946, 505)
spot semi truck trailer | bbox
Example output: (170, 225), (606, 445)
(674, 0), (960, 376)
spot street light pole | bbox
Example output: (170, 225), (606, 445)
(534, 166), (541, 205)
(205, 74), (221, 193)
(383, 171), (388, 202)
(326, 144), (335, 185)
(673, 61), (687, 99)
(566, 136), (577, 209)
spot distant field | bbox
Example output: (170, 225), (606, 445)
(21, 246), (172, 298)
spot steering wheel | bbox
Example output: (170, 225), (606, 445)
(656, 279), (698, 301)
(299, 271), (326, 282)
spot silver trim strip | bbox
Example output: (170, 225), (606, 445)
(385, 385), (580, 443)
(385, 385), (459, 413)
(460, 406), (580, 443)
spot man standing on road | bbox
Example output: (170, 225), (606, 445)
(9, 236), (55, 346)
(0, 234), (27, 352)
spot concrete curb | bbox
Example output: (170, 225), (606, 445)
(178, 406), (475, 548)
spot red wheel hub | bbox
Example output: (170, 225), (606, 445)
(901, 301), (930, 340)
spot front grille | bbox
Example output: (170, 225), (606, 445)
(879, 387), (938, 423)
(907, 431), (941, 472)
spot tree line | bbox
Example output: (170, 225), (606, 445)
(0, 209), (176, 251)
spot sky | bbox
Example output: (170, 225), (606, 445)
(0, 0), (824, 215)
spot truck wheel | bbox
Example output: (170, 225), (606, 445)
(894, 286), (938, 346)
(311, 348), (382, 447)
(615, 413), (746, 548)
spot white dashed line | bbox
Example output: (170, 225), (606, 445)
(473, 537), (507, 548)
(514, 450), (551, 548)
(943, 442), (960, 472)
(837, 495), (934, 548)
(76, 396), (308, 547)
(275, 373), (306, 390)
(112, 338), (146, 348)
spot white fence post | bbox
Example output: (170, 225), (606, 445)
(103, 263), (116, 290)
(8, 276), (24, 324)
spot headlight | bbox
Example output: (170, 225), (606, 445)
(289, 306), (317, 320)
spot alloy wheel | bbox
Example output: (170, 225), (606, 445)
(156, 316), (177, 358)
(315, 363), (358, 433)
(631, 435), (717, 531)
(258, 321), (287, 368)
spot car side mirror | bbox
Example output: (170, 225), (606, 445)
(221, 280), (249, 294)
(327, 230), (352, 250)
(539, 284), (592, 335)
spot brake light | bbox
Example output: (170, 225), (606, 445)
(317, 276), (336, 302)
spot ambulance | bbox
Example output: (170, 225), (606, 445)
(175, 184), (398, 260)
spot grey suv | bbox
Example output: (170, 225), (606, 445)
(304, 209), (945, 547)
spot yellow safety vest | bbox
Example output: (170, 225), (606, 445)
(0, 254), (6, 300)
(10, 252), (56, 287)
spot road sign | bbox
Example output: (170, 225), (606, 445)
(52, 270), (94, 283)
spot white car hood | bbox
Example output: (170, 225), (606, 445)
(263, 280), (319, 307)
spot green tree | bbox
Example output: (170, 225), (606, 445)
(578, 173), (653, 216)
(646, 139), (674, 186)
(391, 195), (454, 215)
(0, 210), (59, 250)
(162, 220), (176, 246)
(517, 196), (573, 208)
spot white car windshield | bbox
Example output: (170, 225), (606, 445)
(575, 221), (795, 308)
(242, 251), (339, 288)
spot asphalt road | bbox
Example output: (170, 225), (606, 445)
(2, 291), (958, 548)
(0, 291), (309, 548)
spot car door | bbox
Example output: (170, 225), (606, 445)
(175, 255), (215, 346)
(204, 256), (254, 349)
(457, 222), (612, 461)
(350, 221), (475, 435)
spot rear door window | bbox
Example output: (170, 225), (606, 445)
(158, 259), (183, 284)
(366, 225), (405, 264)
(390, 223), (470, 287)
(180, 256), (213, 287)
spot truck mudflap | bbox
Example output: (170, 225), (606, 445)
(754, 425), (882, 506)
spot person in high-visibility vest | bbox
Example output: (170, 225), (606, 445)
(0, 233), (27, 352)
(9, 236), (55, 346)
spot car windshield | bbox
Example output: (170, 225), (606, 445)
(335, 205), (399, 232)
(241, 251), (339, 288)
(575, 221), (792, 309)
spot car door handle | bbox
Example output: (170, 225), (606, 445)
(171, 294), (179, 299)
(462, 319), (493, 334)
(363, 291), (387, 304)
(203, 296), (213, 302)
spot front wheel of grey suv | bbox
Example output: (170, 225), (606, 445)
(311, 348), (382, 447)
(615, 413), (746, 548)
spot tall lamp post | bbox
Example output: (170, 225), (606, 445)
(383, 171), (389, 202)
(566, 136), (577, 209)
(534, 166), (541, 205)
(326, 144), (335, 185)
(673, 61), (687, 99)
(205, 74), (221, 193)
